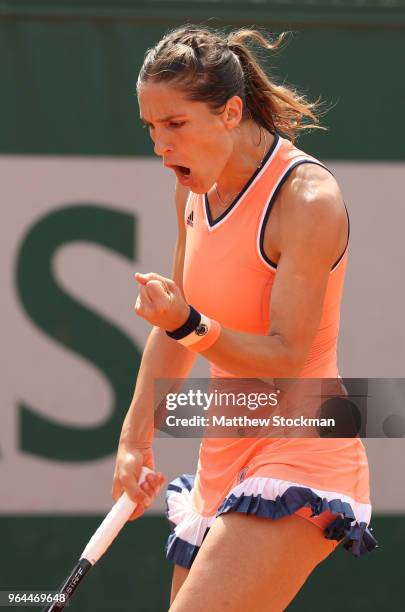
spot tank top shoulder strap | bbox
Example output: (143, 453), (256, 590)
(258, 137), (349, 272)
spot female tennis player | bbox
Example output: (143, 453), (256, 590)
(112, 26), (377, 611)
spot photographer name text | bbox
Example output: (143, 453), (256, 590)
(165, 415), (335, 428)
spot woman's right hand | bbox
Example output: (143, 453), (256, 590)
(112, 444), (165, 520)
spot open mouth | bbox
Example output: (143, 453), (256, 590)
(167, 164), (192, 185)
(175, 165), (191, 178)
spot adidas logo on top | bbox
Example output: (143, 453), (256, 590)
(187, 210), (194, 227)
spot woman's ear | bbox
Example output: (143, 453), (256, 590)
(222, 95), (244, 129)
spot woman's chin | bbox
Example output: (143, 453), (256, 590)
(193, 178), (216, 195)
(180, 176), (207, 194)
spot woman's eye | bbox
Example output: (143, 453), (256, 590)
(169, 122), (185, 128)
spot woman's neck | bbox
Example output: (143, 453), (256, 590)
(213, 122), (274, 204)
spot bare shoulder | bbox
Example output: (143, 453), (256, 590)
(279, 163), (345, 224)
(277, 163), (348, 267)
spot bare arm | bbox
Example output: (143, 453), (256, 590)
(120, 181), (195, 446)
(112, 182), (195, 513)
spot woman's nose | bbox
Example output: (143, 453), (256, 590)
(154, 138), (173, 157)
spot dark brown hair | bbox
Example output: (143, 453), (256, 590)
(137, 25), (325, 142)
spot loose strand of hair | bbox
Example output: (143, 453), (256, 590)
(227, 28), (328, 142)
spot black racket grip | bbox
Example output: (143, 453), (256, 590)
(42, 558), (92, 611)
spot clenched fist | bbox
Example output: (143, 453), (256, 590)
(134, 272), (190, 332)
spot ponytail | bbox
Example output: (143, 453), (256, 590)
(227, 29), (325, 141)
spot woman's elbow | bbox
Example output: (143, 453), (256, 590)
(268, 334), (307, 378)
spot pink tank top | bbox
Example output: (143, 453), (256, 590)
(183, 133), (348, 379)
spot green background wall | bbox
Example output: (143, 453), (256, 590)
(1, 1), (405, 159)
(1, 1), (404, 610)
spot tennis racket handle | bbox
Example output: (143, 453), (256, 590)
(43, 559), (92, 611)
(81, 466), (153, 564)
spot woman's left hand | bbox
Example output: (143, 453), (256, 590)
(134, 272), (190, 332)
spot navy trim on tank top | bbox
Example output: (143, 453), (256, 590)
(205, 132), (280, 227)
(259, 160), (350, 271)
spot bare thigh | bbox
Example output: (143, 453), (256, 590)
(170, 565), (189, 605)
(169, 513), (337, 612)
